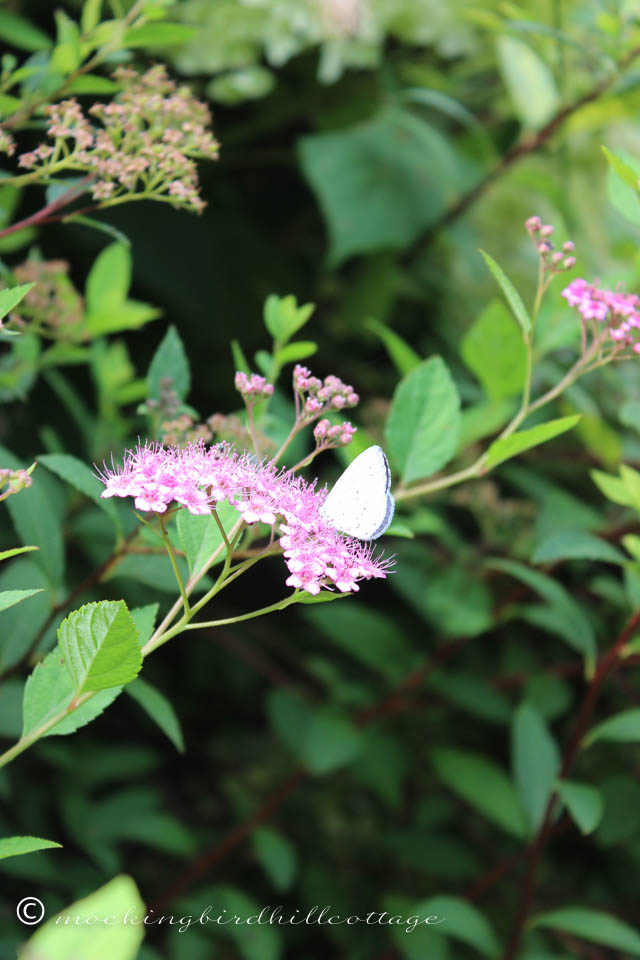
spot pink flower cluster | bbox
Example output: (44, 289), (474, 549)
(313, 418), (356, 448)
(234, 372), (274, 401)
(18, 66), (218, 213)
(98, 441), (390, 594)
(562, 278), (640, 352)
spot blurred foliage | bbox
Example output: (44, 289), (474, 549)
(0, 1), (640, 959)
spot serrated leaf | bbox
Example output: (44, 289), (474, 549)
(130, 604), (159, 647)
(479, 249), (531, 337)
(0, 588), (44, 613)
(0, 835), (61, 859)
(556, 780), (603, 834)
(431, 747), (528, 838)
(385, 356), (461, 484)
(485, 415), (580, 469)
(0, 283), (34, 322)
(58, 600), (141, 695)
(583, 708), (640, 748)
(22, 646), (122, 738)
(512, 702), (560, 833)
(147, 325), (191, 402)
(126, 678), (184, 752)
(531, 907), (640, 955)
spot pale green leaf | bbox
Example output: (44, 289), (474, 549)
(0, 283), (34, 322)
(86, 243), (131, 313)
(0, 588), (43, 613)
(385, 356), (461, 484)
(497, 35), (560, 130)
(461, 300), (527, 399)
(485, 415), (581, 469)
(147, 325), (191, 402)
(18, 875), (145, 960)
(583, 708), (640, 748)
(479, 249), (531, 336)
(0, 835), (61, 859)
(0, 545), (37, 563)
(58, 600), (141, 695)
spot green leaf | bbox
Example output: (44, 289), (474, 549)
(126, 678), (184, 753)
(486, 558), (596, 666)
(583, 708), (640, 748)
(274, 341), (317, 366)
(86, 299), (159, 336)
(531, 907), (640, 955)
(22, 646), (122, 738)
(431, 747), (528, 838)
(0, 588), (44, 613)
(147, 325), (191, 402)
(461, 300), (527, 399)
(123, 23), (196, 47)
(177, 501), (239, 575)
(58, 600), (141, 695)
(0, 444), (65, 587)
(532, 530), (625, 565)
(18, 875), (145, 960)
(130, 604), (159, 647)
(605, 148), (640, 226)
(0, 835), (61, 859)
(81, 0), (102, 34)
(252, 827), (297, 891)
(592, 465), (640, 510)
(512, 702), (560, 833)
(0, 10), (50, 50)
(385, 356), (461, 484)
(39, 453), (118, 524)
(479, 250), (531, 337)
(365, 317), (421, 376)
(485, 415), (581, 469)
(263, 294), (314, 344)
(0, 283), (34, 322)
(413, 896), (500, 956)
(298, 106), (469, 265)
(86, 243), (131, 313)
(65, 74), (120, 94)
(497, 35), (559, 130)
(0, 545), (37, 563)
(267, 690), (363, 774)
(556, 780), (603, 834)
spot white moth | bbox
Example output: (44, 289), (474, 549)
(320, 445), (395, 540)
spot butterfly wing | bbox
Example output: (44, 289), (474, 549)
(320, 445), (394, 540)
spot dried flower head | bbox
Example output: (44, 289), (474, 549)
(5, 260), (84, 339)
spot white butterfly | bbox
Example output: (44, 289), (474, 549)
(320, 445), (395, 540)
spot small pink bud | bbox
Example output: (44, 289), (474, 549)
(525, 216), (542, 232)
(540, 224), (554, 237)
(563, 257), (576, 269)
(562, 241), (575, 252)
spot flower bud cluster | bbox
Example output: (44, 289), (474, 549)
(293, 365), (359, 419)
(525, 216), (576, 272)
(313, 419), (356, 448)
(5, 260), (84, 340)
(234, 372), (274, 401)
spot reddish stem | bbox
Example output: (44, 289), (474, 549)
(0, 176), (93, 240)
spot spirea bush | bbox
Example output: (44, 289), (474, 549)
(1, 2), (640, 959)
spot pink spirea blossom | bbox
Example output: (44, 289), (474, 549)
(562, 278), (640, 352)
(234, 372), (274, 400)
(97, 441), (391, 594)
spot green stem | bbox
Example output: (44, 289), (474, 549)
(159, 515), (190, 615)
(183, 592), (300, 630)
